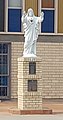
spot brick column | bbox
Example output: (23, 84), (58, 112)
(18, 57), (42, 110)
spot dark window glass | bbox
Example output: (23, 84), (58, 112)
(29, 62), (36, 74)
(0, 44), (8, 53)
(2, 76), (8, 86)
(0, 76), (8, 86)
(8, 9), (21, 32)
(3, 44), (8, 53)
(0, 43), (9, 98)
(42, 0), (54, 8)
(0, 77), (1, 85)
(0, 65), (2, 74)
(0, 55), (2, 64)
(0, 0), (5, 31)
(0, 65), (8, 74)
(28, 80), (37, 91)
(0, 45), (2, 53)
(3, 55), (7, 64)
(3, 65), (8, 74)
(0, 87), (7, 96)
(0, 56), (7, 65)
(41, 10), (54, 33)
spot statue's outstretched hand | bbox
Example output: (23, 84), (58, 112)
(41, 12), (44, 19)
(23, 11), (26, 17)
(40, 11), (44, 22)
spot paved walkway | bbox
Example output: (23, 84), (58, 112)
(0, 114), (63, 120)
(43, 102), (63, 114)
(0, 99), (63, 114)
(43, 99), (63, 114)
(0, 100), (17, 113)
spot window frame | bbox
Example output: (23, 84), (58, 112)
(41, 9), (54, 33)
(29, 62), (36, 75)
(38, 0), (58, 33)
(28, 80), (37, 92)
(5, 0), (25, 32)
(0, 43), (10, 99)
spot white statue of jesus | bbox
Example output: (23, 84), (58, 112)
(22, 8), (44, 57)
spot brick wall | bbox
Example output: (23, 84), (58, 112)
(11, 42), (24, 98)
(10, 34), (63, 99)
(37, 42), (63, 98)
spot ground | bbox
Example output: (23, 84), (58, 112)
(0, 99), (63, 114)
(0, 114), (63, 120)
(0, 99), (63, 120)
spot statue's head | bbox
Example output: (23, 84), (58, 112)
(27, 8), (34, 17)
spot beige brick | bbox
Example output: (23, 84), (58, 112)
(18, 57), (42, 110)
(11, 40), (63, 99)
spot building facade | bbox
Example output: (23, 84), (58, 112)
(0, 0), (63, 100)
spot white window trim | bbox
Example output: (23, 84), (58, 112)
(8, 7), (22, 9)
(54, 0), (58, 33)
(38, 0), (41, 33)
(23, 0), (25, 11)
(5, 0), (8, 32)
(41, 8), (55, 10)
(21, 0), (25, 32)
(40, 0), (58, 33)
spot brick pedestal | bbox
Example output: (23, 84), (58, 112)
(18, 57), (42, 110)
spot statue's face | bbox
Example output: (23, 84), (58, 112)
(28, 9), (34, 17)
(28, 11), (33, 17)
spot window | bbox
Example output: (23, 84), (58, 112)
(29, 62), (36, 74)
(0, 0), (23, 32)
(41, 10), (54, 33)
(41, 0), (55, 33)
(28, 80), (37, 91)
(8, 0), (22, 32)
(8, 9), (21, 32)
(0, 43), (10, 98)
